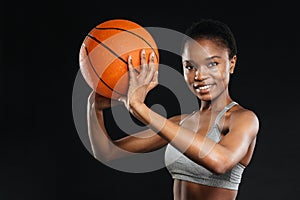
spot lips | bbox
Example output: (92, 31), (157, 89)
(193, 84), (213, 93)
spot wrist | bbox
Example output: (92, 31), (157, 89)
(129, 100), (145, 111)
(129, 101), (149, 125)
(94, 94), (122, 111)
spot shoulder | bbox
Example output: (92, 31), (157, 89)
(229, 105), (260, 134)
(231, 105), (259, 122)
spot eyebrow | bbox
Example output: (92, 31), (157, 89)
(183, 55), (222, 63)
(205, 55), (222, 60)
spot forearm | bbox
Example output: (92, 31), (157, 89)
(87, 101), (121, 161)
(87, 94), (167, 161)
(131, 102), (203, 146)
(131, 102), (231, 173)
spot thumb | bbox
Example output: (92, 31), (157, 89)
(118, 96), (132, 111)
(118, 96), (127, 104)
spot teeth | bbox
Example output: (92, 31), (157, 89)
(199, 85), (211, 90)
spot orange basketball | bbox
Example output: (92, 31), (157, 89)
(79, 19), (159, 100)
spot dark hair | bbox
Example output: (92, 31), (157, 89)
(182, 18), (237, 59)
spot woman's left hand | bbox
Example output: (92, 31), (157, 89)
(119, 49), (158, 114)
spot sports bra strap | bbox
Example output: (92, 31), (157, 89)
(214, 101), (238, 126)
(179, 102), (238, 126)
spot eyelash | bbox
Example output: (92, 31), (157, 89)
(207, 62), (218, 68)
(185, 65), (195, 70)
(185, 62), (218, 70)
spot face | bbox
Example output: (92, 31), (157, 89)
(181, 39), (237, 101)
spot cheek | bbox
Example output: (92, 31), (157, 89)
(213, 65), (229, 80)
(215, 71), (230, 88)
(183, 71), (194, 84)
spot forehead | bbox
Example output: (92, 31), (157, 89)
(182, 39), (228, 61)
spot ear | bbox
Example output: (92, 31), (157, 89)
(229, 55), (237, 74)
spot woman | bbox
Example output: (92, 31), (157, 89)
(87, 18), (259, 200)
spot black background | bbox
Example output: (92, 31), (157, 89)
(1, 1), (300, 200)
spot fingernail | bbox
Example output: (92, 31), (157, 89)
(151, 51), (155, 61)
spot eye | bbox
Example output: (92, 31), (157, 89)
(207, 62), (218, 68)
(185, 65), (195, 70)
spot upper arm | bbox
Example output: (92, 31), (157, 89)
(198, 109), (259, 174)
(218, 110), (259, 164)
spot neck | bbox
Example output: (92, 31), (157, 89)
(200, 91), (233, 112)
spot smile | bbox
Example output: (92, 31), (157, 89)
(199, 85), (211, 90)
(193, 84), (214, 94)
(194, 84), (212, 90)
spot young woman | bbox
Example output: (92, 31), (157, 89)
(87, 18), (259, 200)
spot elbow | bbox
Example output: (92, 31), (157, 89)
(91, 146), (116, 162)
(209, 156), (235, 175)
(93, 151), (115, 162)
(212, 165), (229, 175)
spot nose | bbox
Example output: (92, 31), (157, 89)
(194, 67), (207, 81)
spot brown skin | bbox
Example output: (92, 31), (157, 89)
(88, 40), (259, 200)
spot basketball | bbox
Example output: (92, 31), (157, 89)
(79, 19), (159, 100)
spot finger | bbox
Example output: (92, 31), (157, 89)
(149, 52), (158, 89)
(140, 49), (147, 71)
(118, 96), (126, 104)
(128, 55), (137, 83)
(149, 51), (155, 70)
(150, 51), (155, 64)
(148, 51), (155, 71)
(147, 71), (159, 92)
(144, 65), (155, 84)
(152, 70), (159, 84)
(139, 49), (147, 80)
(145, 51), (156, 83)
(118, 96), (130, 110)
(88, 90), (96, 105)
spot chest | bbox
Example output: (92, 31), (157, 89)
(181, 111), (230, 137)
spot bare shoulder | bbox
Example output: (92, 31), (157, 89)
(230, 105), (260, 134)
(232, 105), (259, 121)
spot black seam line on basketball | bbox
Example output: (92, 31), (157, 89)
(87, 34), (140, 74)
(94, 27), (159, 62)
(84, 46), (126, 96)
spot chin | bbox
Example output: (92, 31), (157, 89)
(196, 94), (213, 101)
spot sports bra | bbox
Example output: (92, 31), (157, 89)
(164, 102), (245, 190)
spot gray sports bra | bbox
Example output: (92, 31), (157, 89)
(164, 102), (245, 190)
